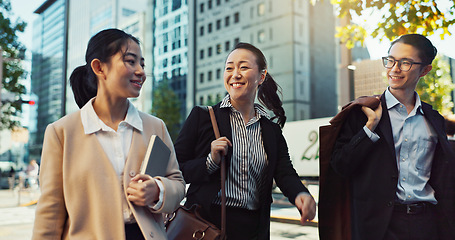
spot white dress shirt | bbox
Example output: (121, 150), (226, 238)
(80, 98), (164, 222)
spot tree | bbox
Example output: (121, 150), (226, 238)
(416, 55), (454, 115)
(330, 0), (455, 48)
(151, 77), (181, 141)
(0, 0), (27, 130)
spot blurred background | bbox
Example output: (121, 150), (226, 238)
(1, 0), (455, 206)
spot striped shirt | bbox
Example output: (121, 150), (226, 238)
(207, 95), (269, 210)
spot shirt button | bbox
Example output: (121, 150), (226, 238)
(129, 170), (136, 177)
(402, 158), (406, 162)
(408, 195), (411, 198)
(404, 139), (408, 142)
(402, 178), (406, 181)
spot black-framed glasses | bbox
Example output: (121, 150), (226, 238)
(382, 57), (422, 72)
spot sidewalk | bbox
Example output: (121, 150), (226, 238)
(270, 184), (319, 227)
(0, 187), (40, 208)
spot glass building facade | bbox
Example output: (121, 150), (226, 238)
(153, 0), (189, 120)
(30, 0), (68, 158)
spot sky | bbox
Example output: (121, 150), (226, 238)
(8, 1), (455, 63)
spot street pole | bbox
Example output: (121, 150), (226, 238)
(0, 48), (3, 106)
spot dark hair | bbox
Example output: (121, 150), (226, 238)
(231, 42), (286, 128)
(70, 28), (140, 108)
(388, 34), (437, 65)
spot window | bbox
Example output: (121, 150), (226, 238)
(163, 58), (168, 67)
(200, 73), (204, 83)
(234, 37), (240, 46)
(208, 47), (212, 57)
(216, 44), (222, 54)
(258, 3), (265, 16)
(225, 16), (230, 27)
(216, 20), (221, 30)
(234, 12), (239, 23)
(200, 26), (204, 36)
(216, 68), (221, 79)
(172, 0), (181, 11)
(208, 0), (212, 9)
(208, 23), (212, 33)
(258, 30), (265, 43)
(200, 49), (204, 59)
(200, 3), (204, 12)
(199, 96), (204, 105)
(225, 41), (230, 51)
(208, 71), (213, 81)
(217, 0), (221, 6)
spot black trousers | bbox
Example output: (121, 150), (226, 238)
(208, 204), (261, 240)
(125, 222), (145, 240)
(383, 202), (438, 240)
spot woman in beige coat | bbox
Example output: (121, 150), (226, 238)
(32, 28), (185, 240)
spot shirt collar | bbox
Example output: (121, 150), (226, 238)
(81, 98), (143, 134)
(220, 94), (270, 119)
(385, 88), (423, 115)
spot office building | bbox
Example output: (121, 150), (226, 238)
(188, 0), (338, 120)
(30, 0), (69, 158)
(65, 0), (148, 114)
(150, 0), (189, 121)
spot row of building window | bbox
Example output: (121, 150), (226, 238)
(200, 0), (230, 13)
(199, 38), (240, 60)
(199, 68), (222, 83)
(199, 93), (225, 105)
(200, 12), (239, 36)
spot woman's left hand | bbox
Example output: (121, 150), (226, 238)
(295, 192), (316, 225)
(127, 174), (159, 206)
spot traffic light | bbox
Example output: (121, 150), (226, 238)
(21, 100), (35, 105)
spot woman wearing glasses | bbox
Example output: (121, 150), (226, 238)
(330, 34), (455, 240)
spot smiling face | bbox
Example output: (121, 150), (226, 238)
(387, 42), (432, 96)
(100, 39), (146, 99)
(224, 48), (266, 107)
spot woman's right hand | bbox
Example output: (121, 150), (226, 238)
(210, 137), (232, 165)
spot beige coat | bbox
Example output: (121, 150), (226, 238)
(32, 111), (185, 240)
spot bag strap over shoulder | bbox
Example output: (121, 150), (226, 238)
(207, 106), (226, 240)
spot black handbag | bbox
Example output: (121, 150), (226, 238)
(165, 106), (226, 240)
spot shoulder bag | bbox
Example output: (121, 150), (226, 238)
(165, 106), (226, 240)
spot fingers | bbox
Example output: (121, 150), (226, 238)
(295, 193), (316, 225)
(211, 137), (232, 164)
(127, 175), (159, 206)
(362, 103), (383, 131)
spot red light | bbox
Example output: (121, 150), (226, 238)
(28, 100), (35, 105)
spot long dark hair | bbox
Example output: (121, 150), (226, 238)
(232, 42), (286, 128)
(70, 28), (140, 108)
(389, 34), (437, 65)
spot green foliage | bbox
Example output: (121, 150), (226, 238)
(0, 0), (27, 130)
(151, 78), (181, 141)
(330, 0), (455, 47)
(416, 55), (454, 115)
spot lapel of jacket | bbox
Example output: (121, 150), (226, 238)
(125, 129), (147, 178)
(377, 93), (396, 157)
(260, 118), (277, 180)
(216, 105), (233, 164)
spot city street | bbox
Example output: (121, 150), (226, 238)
(0, 187), (319, 240)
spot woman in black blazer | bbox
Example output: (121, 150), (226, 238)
(174, 42), (316, 239)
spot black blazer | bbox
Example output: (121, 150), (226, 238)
(331, 93), (455, 240)
(174, 103), (309, 239)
